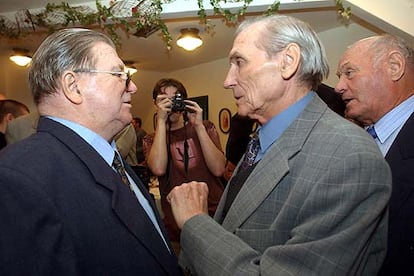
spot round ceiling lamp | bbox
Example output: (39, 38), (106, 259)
(176, 28), (203, 51)
(9, 48), (32, 67)
(124, 60), (138, 75)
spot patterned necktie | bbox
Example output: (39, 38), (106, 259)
(240, 132), (260, 170)
(366, 125), (378, 139)
(112, 151), (132, 190)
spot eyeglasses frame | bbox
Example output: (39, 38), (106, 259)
(73, 69), (131, 88)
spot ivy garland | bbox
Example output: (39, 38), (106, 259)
(0, 0), (350, 49)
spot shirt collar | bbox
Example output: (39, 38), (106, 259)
(372, 95), (414, 143)
(47, 116), (117, 166)
(258, 91), (315, 155)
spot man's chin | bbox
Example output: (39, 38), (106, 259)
(121, 113), (133, 125)
(344, 108), (355, 120)
(236, 106), (250, 117)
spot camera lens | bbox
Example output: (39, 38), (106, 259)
(172, 93), (186, 112)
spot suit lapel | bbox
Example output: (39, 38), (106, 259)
(385, 111), (414, 216)
(109, 175), (175, 265)
(124, 163), (175, 250)
(219, 96), (327, 231)
(220, 145), (290, 230)
(124, 163), (153, 204)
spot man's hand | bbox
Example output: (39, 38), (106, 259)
(155, 94), (172, 122)
(184, 100), (204, 127)
(167, 181), (209, 229)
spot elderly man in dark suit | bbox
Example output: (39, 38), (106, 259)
(0, 28), (182, 275)
(166, 15), (391, 275)
(336, 34), (414, 276)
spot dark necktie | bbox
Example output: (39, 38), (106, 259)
(366, 125), (378, 139)
(240, 132), (260, 170)
(220, 133), (260, 223)
(112, 151), (132, 190)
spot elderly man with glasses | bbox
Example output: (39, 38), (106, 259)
(0, 28), (182, 275)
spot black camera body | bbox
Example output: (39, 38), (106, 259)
(171, 93), (186, 112)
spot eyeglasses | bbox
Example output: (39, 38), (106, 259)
(73, 69), (131, 88)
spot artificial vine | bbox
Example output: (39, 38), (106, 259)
(0, 0), (350, 49)
(335, 0), (351, 20)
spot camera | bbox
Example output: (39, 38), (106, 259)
(171, 93), (186, 112)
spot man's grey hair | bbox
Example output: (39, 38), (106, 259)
(236, 14), (329, 90)
(369, 34), (414, 69)
(28, 28), (115, 105)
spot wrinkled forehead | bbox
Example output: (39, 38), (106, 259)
(229, 28), (266, 62)
(232, 24), (261, 49)
(92, 42), (124, 69)
(345, 38), (376, 57)
(339, 41), (371, 66)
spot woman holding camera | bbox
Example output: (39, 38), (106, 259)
(143, 78), (225, 255)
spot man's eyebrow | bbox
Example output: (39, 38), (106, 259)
(339, 61), (351, 69)
(110, 64), (124, 71)
(336, 62), (351, 74)
(229, 50), (241, 59)
(229, 53), (246, 64)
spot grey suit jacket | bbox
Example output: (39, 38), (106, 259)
(179, 96), (391, 276)
(5, 110), (38, 144)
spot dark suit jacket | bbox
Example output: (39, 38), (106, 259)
(379, 111), (414, 275)
(0, 117), (182, 275)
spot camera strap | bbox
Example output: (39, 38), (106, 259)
(183, 131), (189, 179)
(166, 113), (190, 190)
(165, 119), (173, 192)
(182, 111), (189, 180)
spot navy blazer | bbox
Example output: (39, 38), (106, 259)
(0, 117), (182, 275)
(379, 111), (414, 275)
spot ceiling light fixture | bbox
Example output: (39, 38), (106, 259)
(124, 61), (138, 75)
(9, 48), (32, 67)
(176, 28), (203, 51)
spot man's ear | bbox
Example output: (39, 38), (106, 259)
(280, 43), (301, 80)
(388, 51), (405, 81)
(62, 71), (82, 104)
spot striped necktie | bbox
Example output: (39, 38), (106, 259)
(366, 125), (378, 139)
(112, 151), (132, 190)
(240, 132), (260, 170)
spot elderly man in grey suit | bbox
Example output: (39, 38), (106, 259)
(167, 15), (392, 275)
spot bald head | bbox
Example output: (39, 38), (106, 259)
(335, 34), (414, 125)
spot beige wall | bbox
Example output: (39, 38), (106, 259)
(0, 55), (34, 111)
(170, 58), (235, 148)
(320, 23), (376, 87)
(1, 22), (376, 149)
(131, 22), (377, 148)
(129, 58), (233, 148)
